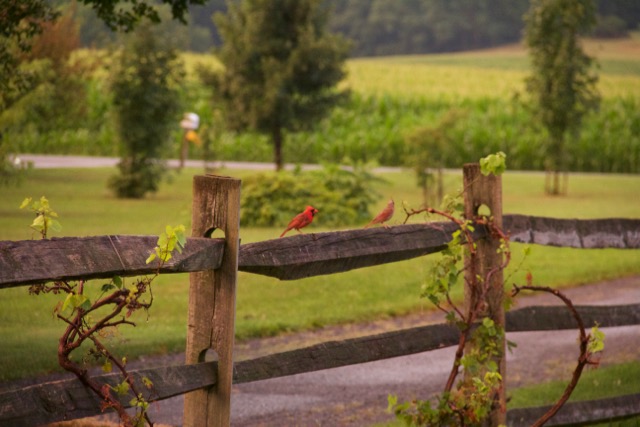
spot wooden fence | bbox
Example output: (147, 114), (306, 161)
(1, 165), (640, 426)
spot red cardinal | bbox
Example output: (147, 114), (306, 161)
(364, 199), (394, 228)
(280, 206), (319, 238)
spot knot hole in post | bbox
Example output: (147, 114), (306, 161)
(476, 203), (492, 218)
(199, 348), (219, 363)
(204, 227), (226, 239)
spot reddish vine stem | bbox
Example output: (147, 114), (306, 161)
(511, 284), (598, 427)
(443, 325), (470, 392)
(57, 313), (134, 424)
(54, 278), (156, 427)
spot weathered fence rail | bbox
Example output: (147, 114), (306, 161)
(2, 215), (638, 288)
(4, 301), (640, 427)
(1, 169), (639, 427)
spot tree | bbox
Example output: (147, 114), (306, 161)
(16, 5), (88, 133)
(524, 0), (600, 195)
(108, 22), (184, 198)
(0, 0), (58, 111)
(404, 109), (465, 206)
(76, 0), (207, 31)
(0, 0), (203, 186)
(0, 0), (203, 110)
(211, 0), (350, 171)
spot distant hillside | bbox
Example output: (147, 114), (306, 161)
(74, 0), (640, 56)
(326, 0), (640, 56)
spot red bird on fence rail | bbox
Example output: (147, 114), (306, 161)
(364, 199), (394, 228)
(280, 206), (319, 238)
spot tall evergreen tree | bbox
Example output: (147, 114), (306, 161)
(524, 0), (600, 194)
(212, 0), (350, 170)
(108, 23), (184, 198)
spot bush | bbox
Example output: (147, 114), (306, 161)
(240, 163), (385, 228)
(108, 158), (165, 198)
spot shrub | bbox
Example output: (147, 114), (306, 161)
(240, 162), (385, 228)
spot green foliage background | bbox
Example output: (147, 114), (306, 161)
(3, 38), (640, 174)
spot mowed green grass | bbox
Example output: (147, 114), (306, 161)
(0, 167), (639, 381)
(508, 361), (640, 409)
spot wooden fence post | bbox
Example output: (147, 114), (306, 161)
(462, 163), (505, 426)
(184, 175), (241, 427)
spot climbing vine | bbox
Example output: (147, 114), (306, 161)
(388, 152), (604, 426)
(22, 196), (186, 426)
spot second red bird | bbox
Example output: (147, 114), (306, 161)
(364, 199), (394, 228)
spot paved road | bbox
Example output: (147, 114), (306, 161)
(15, 154), (403, 173)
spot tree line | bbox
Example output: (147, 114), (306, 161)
(181, 0), (639, 55)
(43, 0), (640, 55)
(327, 0), (639, 56)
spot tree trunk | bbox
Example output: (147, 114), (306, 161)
(272, 126), (283, 171)
(437, 167), (444, 202)
(553, 170), (560, 195)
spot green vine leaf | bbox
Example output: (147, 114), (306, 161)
(588, 324), (605, 354)
(101, 283), (116, 293)
(112, 381), (130, 396)
(142, 376), (154, 390)
(480, 151), (507, 176)
(113, 276), (123, 289)
(147, 224), (187, 264)
(61, 293), (91, 313)
(20, 196), (62, 238)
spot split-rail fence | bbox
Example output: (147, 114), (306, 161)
(1, 164), (639, 426)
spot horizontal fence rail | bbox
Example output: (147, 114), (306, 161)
(0, 363), (217, 427)
(504, 215), (640, 249)
(238, 221), (474, 280)
(0, 236), (225, 289)
(2, 302), (639, 426)
(2, 216), (640, 289)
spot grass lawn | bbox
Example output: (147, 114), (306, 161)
(508, 360), (640, 408)
(506, 361), (640, 427)
(0, 166), (639, 382)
